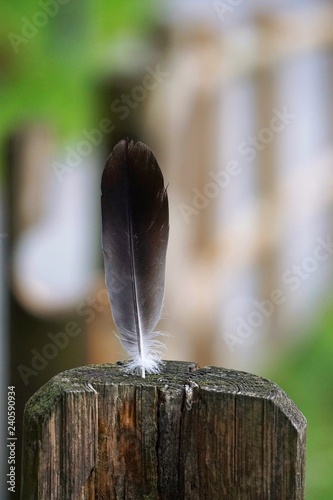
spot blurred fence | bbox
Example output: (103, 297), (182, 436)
(144, 2), (333, 369)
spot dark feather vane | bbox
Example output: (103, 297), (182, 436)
(101, 139), (169, 377)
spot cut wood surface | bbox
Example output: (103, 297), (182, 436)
(21, 361), (306, 499)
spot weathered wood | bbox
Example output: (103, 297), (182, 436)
(21, 361), (306, 499)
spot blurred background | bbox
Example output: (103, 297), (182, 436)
(1, 0), (333, 497)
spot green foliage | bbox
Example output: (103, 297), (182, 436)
(0, 0), (155, 181)
(269, 302), (333, 499)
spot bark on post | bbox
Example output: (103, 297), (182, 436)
(21, 361), (306, 499)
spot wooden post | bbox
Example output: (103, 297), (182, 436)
(21, 361), (306, 499)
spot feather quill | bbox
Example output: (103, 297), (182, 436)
(101, 139), (169, 377)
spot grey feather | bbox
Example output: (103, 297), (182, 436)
(101, 139), (169, 376)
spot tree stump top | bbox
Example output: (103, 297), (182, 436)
(25, 361), (305, 429)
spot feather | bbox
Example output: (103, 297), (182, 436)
(101, 139), (169, 377)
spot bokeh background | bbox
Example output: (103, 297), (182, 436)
(1, 0), (333, 497)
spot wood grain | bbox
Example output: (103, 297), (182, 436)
(21, 361), (306, 499)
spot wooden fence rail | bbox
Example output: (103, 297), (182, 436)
(21, 361), (306, 499)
